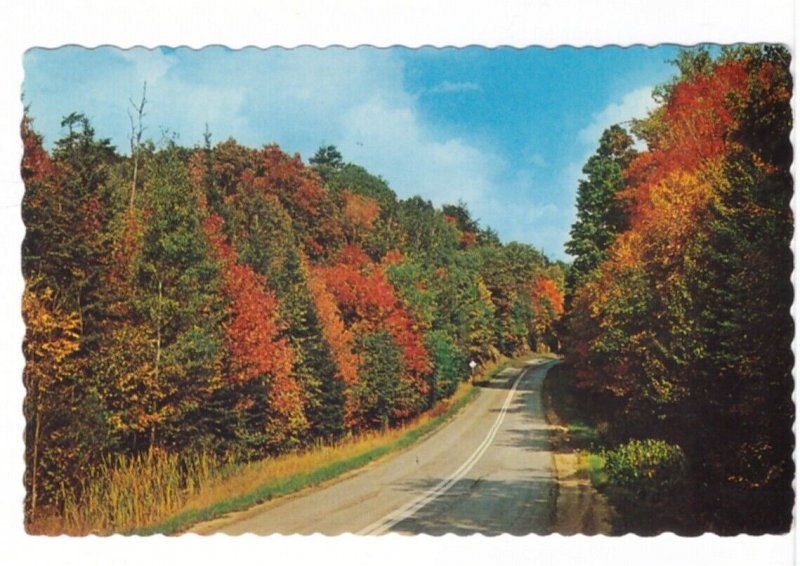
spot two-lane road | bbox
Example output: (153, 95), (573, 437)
(192, 358), (559, 536)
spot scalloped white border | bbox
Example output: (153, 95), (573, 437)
(1, 1), (795, 565)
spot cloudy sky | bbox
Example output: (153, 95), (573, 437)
(22, 45), (682, 260)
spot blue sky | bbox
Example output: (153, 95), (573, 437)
(22, 45), (682, 260)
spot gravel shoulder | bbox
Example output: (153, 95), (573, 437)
(541, 362), (613, 535)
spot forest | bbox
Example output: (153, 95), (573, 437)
(20, 43), (793, 535)
(21, 108), (565, 530)
(561, 45), (793, 533)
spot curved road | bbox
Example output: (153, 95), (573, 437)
(192, 358), (559, 536)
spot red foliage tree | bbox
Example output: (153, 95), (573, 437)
(623, 59), (749, 225)
(202, 213), (307, 446)
(316, 244), (432, 424)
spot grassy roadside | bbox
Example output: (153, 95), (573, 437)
(137, 382), (478, 535)
(34, 376), (481, 536)
(135, 356), (540, 535)
(31, 354), (542, 536)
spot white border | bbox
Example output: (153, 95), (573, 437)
(1, 1), (795, 565)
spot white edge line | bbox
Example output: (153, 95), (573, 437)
(357, 362), (540, 535)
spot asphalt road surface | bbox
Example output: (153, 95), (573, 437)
(192, 358), (559, 536)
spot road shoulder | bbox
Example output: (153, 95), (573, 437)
(542, 361), (614, 535)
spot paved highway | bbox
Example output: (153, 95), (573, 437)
(192, 358), (559, 535)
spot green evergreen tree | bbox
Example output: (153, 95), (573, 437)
(134, 142), (227, 451)
(275, 249), (346, 443)
(565, 124), (636, 292)
(353, 329), (406, 431)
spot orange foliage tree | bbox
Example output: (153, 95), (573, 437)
(203, 212), (307, 452)
(316, 244), (432, 428)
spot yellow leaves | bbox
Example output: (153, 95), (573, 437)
(101, 323), (162, 435)
(609, 231), (644, 269)
(264, 371), (308, 452)
(648, 168), (714, 231)
(342, 189), (380, 232)
(307, 265), (359, 387)
(23, 282), (81, 388)
(603, 167), (716, 282)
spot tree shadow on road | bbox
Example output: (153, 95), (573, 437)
(386, 474), (558, 536)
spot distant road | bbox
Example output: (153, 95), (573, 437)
(192, 358), (559, 535)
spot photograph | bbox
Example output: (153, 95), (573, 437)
(19, 42), (793, 538)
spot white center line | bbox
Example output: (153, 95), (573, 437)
(357, 363), (536, 535)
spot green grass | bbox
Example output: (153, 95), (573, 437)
(567, 423), (600, 444)
(473, 361), (509, 385)
(583, 452), (608, 486)
(542, 361), (610, 488)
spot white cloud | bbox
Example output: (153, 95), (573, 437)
(117, 48), (177, 87)
(495, 202), (571, 253)
(577, 86), (655, 146)
(338, 95), (499, 210)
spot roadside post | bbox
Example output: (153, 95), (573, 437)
(469, 359), (477, 384)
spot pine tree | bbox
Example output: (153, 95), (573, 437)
(565, 124), (636, 292)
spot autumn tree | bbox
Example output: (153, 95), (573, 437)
(318, 244), (432, 427)
(563, 45), (793, 533)
(21, 114), (119, 522)
(23, 280), (84, 522)
(203, 213), (306, 455)
(251, 145), (344, 260)
(208, 143), (348, 443)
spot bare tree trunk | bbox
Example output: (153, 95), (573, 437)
(151, 278), (162, 448)
(131, 155), (139, 208)
(129, 82), (147, 209)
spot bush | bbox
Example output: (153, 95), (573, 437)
(602, 438), (687, 501)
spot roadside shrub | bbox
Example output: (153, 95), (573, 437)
(603, 438), (687, 501)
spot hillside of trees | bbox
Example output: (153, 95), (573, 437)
(561, 45), (793, 533)
(21, 115), (566, 527)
